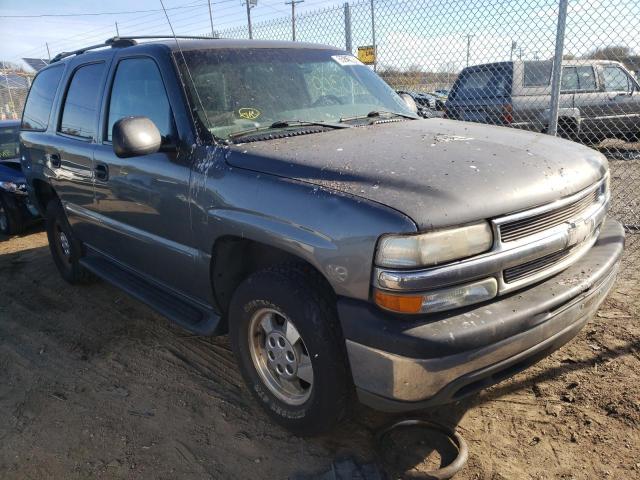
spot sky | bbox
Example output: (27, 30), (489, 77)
(1, 0), (638, 72)
(0, 0), (342, 65)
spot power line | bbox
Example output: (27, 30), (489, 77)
(0, 2), (209, 18)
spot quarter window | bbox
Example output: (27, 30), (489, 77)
(603, 66), (630, 92)
(523, 61), (552, 87)
(561, 67), (578, 91)
(107, 58), (174, 141)
(21, 65), (64, 131)
(59, 63), (106, 139)
(576, 66), (596, 91)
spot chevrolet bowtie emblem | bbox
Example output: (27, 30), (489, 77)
(566, 219), (592, 248)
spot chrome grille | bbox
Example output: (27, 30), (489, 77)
(500, 188), (600, 243)
(503, 249), (572, 283)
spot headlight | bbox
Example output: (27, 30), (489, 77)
(374, 277), (498, 314)
(0, 181), (28, 195)
(375, 221), (493, 268)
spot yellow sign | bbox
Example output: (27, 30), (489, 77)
(238, 107), (261, 120)
(357, 46), (376, 65)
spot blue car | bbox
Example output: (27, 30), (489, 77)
(0, 119), (39, 235)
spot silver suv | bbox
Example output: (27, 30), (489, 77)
(445, 59), (640, 141)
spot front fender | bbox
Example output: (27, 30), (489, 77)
(193, 164), (417, 302)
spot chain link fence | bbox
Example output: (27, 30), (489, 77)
(218, 0), (640, 273)
(3, 0), (639, 270)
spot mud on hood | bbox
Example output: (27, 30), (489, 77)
(226, 119), (608, 230)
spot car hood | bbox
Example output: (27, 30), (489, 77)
(226, 119), (608, 230)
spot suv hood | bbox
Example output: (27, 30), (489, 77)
(227, 119), (608, 229)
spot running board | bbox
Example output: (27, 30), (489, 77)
(80, 254), (222, 336)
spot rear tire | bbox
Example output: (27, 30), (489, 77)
(0, 194), (23, 236)
(45, 199), (91, 284)
(229, 265), (350, 436)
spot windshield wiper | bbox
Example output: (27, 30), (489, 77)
(339, 110), (418, 123)
(228, 120), (349, 141)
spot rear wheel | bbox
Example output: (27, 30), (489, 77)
(45, 199), (91, 284)
(229, 265), (350, 436)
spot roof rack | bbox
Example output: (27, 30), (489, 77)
(50, 35), (218, 63)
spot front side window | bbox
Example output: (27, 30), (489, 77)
(59, 63), (105, 139)
(603, 66), (631, 92)
(21, 65), (64, 131)
(576, 66), (597, 91)
(107, 58), (174, 141)
(178, 48), (413, 140)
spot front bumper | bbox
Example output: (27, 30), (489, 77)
(339, 218), (624, 412)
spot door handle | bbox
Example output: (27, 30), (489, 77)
(47, 153), (61, 168)
(95, 163), (109, 181)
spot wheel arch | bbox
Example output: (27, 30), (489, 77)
(210, 235), (337, 325)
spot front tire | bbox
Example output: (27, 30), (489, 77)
(229, 265), (350, 436)
(45, 199), (91, 284)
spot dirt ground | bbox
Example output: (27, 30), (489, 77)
(1, 167), (639, 480)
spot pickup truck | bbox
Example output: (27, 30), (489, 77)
(20, 37), (624, 435)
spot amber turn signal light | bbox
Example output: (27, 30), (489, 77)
(374, 290), (423, 314)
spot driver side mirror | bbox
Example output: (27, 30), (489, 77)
(112, 116), (162, 158)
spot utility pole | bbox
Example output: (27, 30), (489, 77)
(115, 22), (120, 36)
(370, 0), (377, 71)
(285, 0), (304, 41)
(466, 34), (473, 67)
(245, 0), (255, 40)
(548, 0), (569, 136)
(207, 0), (215, 38)
(344, 2), (352, 53)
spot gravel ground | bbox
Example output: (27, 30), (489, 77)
(0, 158), (638, 479)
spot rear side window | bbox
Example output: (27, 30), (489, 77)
(523, 61), (552, 87)
(603, 66), (631, 92)
(21, 66), (64, 131)
(576, 66), (597, 90)
(450, 64), (511, 100)
(107, 58), (174, 141)
(59, 63), (105, 139)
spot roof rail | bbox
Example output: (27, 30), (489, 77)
(50, 37), (137, 63)
(49, 35), (218, 64)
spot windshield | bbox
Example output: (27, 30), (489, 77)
(0, 125), (20, 160)
(178, 48), (414, 139)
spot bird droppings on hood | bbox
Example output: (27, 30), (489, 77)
(225, 119), (607, 229)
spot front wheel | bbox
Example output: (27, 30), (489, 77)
(229, 266), (350, 436)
